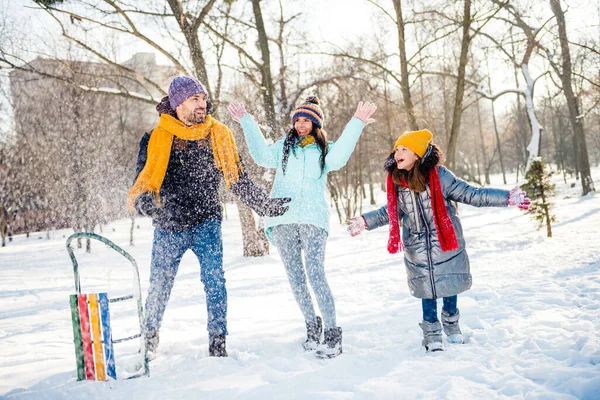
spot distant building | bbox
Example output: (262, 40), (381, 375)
(7, 53), (178, 234)
(10, 52), (177, 135)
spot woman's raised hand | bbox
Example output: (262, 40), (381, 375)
(227, 102), (248, 122)
(353, 101), (377, 125)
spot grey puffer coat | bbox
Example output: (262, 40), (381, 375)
(363, 166), (509, 299)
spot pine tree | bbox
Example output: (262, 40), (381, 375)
(521, 158), (556, 237)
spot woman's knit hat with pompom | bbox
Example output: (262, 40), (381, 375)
(292, 96), (324, 128)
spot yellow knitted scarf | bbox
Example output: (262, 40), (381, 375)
(127, 114), (243, 212)
(298, 135), (315, 147)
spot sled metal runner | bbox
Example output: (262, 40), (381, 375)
(67, 232), (149, 380)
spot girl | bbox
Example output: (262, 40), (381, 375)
(347, 129), (530, 352)
(228, 97), (376, 358)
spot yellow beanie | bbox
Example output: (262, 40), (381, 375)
(393, 129), (433, 158)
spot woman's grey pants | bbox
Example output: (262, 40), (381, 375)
(270, 224), (337, 329)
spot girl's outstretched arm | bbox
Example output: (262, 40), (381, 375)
(361, 193), (406, 231)
(440, 166), (510, 207)
(361, 204), (395, 231)
(227, 102), (280, 168)
(325, 102), (377, 171)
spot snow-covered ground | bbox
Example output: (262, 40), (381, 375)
(1, 170), (599, 400)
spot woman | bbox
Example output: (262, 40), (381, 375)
(228, 97), (376, 358)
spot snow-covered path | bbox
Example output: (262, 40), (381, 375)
(1, 173), (599, 399)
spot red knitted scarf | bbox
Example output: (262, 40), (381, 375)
(387, 166), (459, 254)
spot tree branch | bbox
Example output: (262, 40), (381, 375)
(43, 3), (188, 73)
(1, 57), (158, 104)
(308, 51), (403, 88)
(202, 21), (262, 68)
(191, 0), (217, 33)
(366, 0), (396, 24)
(407, 24), (462, 65)
(44, 11), (166, 97)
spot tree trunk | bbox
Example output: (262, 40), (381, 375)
(549, 0), (595, 195)
(547, 95), (562, 173)
(0, 207), (6, 247)
(276, 0), (289, 124)
(368, 172), (376, 205)
(442, 74), (450, 147)
(446, 0), (472, 168)
(251, 0), (279, 137)
(236, 200), (268, 257)
(485, 69), (507, 184)
(541, 188), (552, 238)
(391, 0), (419, 131)
(558, 116), (571, 181)
(570, 114), (580, 178)
(521, 64), (543, 169)
(129, 216), (135, 246)
(85, 225), (92, 253)
(509, 32), (529, 169)
(328, 177), (344, 224)
(383, 73), (395, 147)
(167, 0), (215, 95)
(490, 99), (506, 184)
(476, 100), (490, 184)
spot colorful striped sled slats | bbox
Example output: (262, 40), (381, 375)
(69, 293), (116, 381)
(88, 294), (106, 381)
(77, 294), (95, 380)
(98, 293), (116, 380)
(69, 295), (86, 381)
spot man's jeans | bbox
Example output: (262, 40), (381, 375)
(144, 219), (227, 336)
(422, 295), (458, 323)
(270, 224), (337, 329)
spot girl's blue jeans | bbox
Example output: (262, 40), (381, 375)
(422, 295), (458, 323)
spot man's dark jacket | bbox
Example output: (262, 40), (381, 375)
(134, 125), (272, 232)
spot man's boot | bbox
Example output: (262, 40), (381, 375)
(419, 320), (444, 352)
(441, 310), (464, 344)
(144, 330), (159, 360)
(316, 327), (342, 359)
(303, 316), (322, 351)
(209, 334), (228, 357)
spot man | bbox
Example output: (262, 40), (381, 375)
(128, 76), (290, 358)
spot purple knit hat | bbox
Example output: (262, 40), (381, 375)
(168, 76), (208, 110)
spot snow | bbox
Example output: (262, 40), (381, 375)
(76, 85), (159, 103)
(1, 170), (600, 399)
(521, 63), (543, 170)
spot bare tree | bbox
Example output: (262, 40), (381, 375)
(548, 0), (595, 195)
(476, 1), (553, 171)
(445, 0), (473, 168)
(391, 0), (418, 130)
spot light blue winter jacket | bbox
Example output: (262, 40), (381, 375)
(239, 114), (366, 241)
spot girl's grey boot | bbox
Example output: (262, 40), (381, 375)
(419, 321), (444, 352)
(441, 310), (464, 344)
